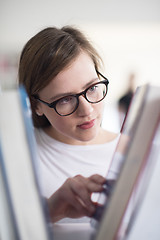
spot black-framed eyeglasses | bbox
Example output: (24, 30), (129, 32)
(34, 71), (109, 116)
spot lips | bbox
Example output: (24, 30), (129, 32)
(77, 119), (95, 130)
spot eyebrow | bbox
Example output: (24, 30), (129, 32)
(48, 77), (99, 102)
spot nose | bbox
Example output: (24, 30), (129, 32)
(76, 95), (93, 117)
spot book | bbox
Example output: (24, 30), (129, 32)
(0, 86), (53, 240)
(125, 122), (160, 240)
(92, 84), (160, 240)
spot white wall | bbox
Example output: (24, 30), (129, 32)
(0, 0), (160, 130)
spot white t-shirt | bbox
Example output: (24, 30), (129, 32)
(34, 128), (120, 223)
(34, 128), (120, 198)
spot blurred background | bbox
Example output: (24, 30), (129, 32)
(0, 0), (160, 131)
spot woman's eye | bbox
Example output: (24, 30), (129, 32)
(89, 85), (98, 92)
(58, 96), (73, 105)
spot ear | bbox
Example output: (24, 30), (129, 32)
(35, 104), (44, 116)
(36, 111), (43, 116)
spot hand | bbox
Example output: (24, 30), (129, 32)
(47, 174), (106, 222)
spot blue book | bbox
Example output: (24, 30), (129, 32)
(0, 86), (53, 240)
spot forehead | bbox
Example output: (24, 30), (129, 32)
(39, 51), (97, 98)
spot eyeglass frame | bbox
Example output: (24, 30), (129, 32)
(33, 71), (109, 116)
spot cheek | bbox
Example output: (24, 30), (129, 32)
(51, 118), (69, 131)
(45, 110), (72, 131)
(95, 101), (105, 117)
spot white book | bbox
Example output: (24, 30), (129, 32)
(0, 87), (53, 240)
(126, 122), (160, 240)
(93, 84), (160, 240)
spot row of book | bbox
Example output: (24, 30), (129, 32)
(0, 84), (160, 240)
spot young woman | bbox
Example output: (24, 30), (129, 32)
(18, 26), (119, 223)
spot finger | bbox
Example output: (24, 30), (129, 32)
(86, 181), (104, 193)
(89, 174), (106, 184)
(86, 175), (106, 193)
(64, 188), (95, 217)
(75, 196), (96, 216)
(71, 175), (105, 202)
(69, 177), (95, 212)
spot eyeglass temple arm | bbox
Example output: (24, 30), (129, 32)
(96, 70), (109, 81)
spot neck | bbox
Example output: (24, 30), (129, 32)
(43, 126), (118, 145)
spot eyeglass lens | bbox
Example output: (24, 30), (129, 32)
(56, 82), (107, 116)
